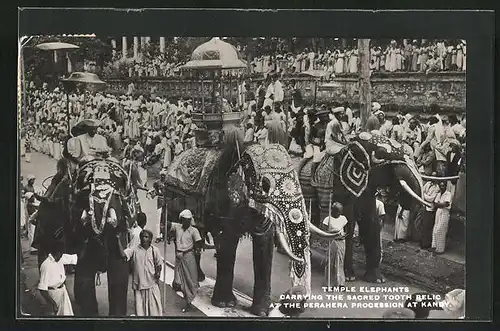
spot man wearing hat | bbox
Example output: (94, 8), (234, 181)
(66, 119), (110, 164)
(166, 209), (203, 312)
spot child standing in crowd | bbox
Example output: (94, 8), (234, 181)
(322, 202), (347, 287)
(431, 181), (452, 254)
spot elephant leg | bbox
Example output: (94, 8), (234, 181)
(250, 229), (274, 317)
(74, 256), (99, 316)
(211, 229), (238, 308)
(107, 254), (129, 316)
(342, 203), (356, 281)
(358, 212), (384, 283)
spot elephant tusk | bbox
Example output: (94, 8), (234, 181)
(421, 174), (460, 181)
(309, 222), (341, 238)
(399, 180), (433, 208)
(81, 209), (88, 220)
(277, 231), (304, 263)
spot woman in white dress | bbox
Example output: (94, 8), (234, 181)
(343, 49), (350, 73)
(335, 50), (345, 74)
(395, 48), (403, 71)
(349, 49), (358, 73)
(389, 46), (397, 72)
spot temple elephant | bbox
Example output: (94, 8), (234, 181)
(163, 127), (336, 316)
(70, 158), (139, 316)
(298, 132), (434, 283)
(36, 155), (139, 316)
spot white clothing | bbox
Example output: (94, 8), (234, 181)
(432, 190), (452, 253)
(325, 118), (344, 155)
(265, 83), (275, 98)
(376, 199), (386, 217)
(394, 205), (410, 240)
(274, 80), (284, 102)
(128, 226), (143, 249)
(38, 253), (78, 316)
(38, 253), (78, 291)
(322, 215), (348, 233)
(67, 133), (110, 162)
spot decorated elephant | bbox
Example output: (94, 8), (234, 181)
(36, 155), (139, 316)
(70, 158), (139, 316)
(298, 131), (434, 283)
(163, 127), (336, 316)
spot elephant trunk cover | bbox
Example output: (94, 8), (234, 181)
(88, 183), (115, 235)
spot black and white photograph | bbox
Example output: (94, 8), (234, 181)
(18, 31), (468, 319)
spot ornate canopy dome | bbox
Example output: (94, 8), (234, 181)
(182, 37), (247, 70)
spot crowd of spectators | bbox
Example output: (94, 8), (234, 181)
(101, 38), (466, 79)
(21, 69), (466, 254)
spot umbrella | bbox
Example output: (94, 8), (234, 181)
(35, 42), (80, 51)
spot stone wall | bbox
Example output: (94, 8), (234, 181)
(105, 72), (465, 114)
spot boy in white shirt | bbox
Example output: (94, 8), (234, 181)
(38, 241), (78, 316)
(322, 202), (347, 287)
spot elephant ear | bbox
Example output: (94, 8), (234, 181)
(340, 141), (370, 198)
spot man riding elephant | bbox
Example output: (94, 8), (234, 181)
(66, 119), (114, 166)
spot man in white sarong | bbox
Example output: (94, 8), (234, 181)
(167, 209), (203, 312)
(120, 229), (163, 316)
(38, 242), (78, 316)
